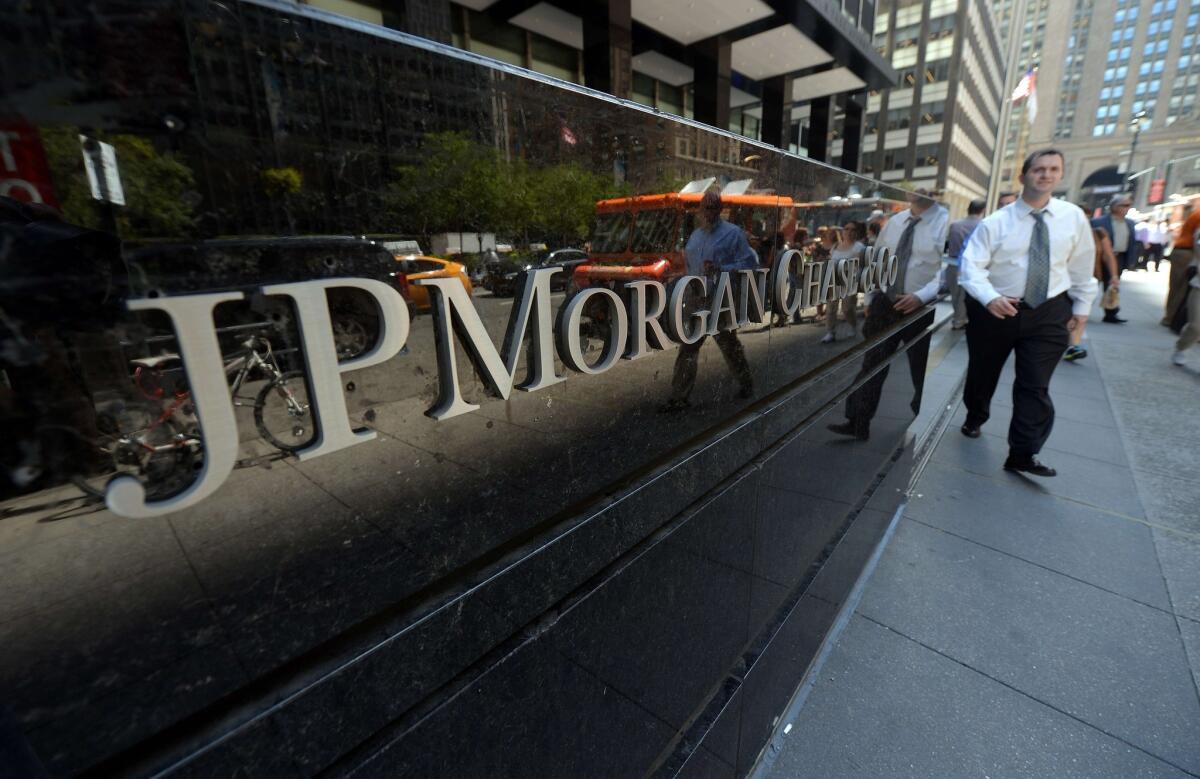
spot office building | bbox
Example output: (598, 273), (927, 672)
(996, 0), (1200, 211)
(859, 0), (1007, 216)
(296, 0), (899, 170)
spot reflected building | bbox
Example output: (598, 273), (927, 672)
(300, 0), (898, 170)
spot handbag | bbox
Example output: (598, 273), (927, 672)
(1102, 285), (1120, 310)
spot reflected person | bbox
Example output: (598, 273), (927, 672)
(827, 188), (949, 440)
(0, 196), (123, 494)
(661, 187), (755, 413)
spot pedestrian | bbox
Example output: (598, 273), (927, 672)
(1089, 194), (1137, 323)
(1064, 226), (1118, 362)
(959, 149), (1097, 477)
(1134, 219), (1151, 271)
(1171, 252), (1200, 366)
(822, 221), (865, 343)
(1148, 220), (1168, 272)
(660, 186), (755, 412)
(827, 188), (948, 440)
(945, 199), (985, 330)
(996, 191), (1018, 209)
(810, 226), (835, 323)
(1166, 204), (1200, 326)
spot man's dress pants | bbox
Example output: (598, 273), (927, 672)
(843, 294), (930, 434)
(963, 292), (1072, 457)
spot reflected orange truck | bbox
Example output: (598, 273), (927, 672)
(573, 192), (797, 289)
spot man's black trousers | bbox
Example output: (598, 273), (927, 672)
(963, 292), (1072, 457)
(843, 295), (930, 434)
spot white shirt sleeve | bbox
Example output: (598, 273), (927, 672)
(914, 267), (943, 304)
(959, 217), (1001, 306)
(1066, 211), (1099, 316)
(912, 209), (950, 303)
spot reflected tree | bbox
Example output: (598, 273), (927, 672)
(40, 128), (197, 240)
(385, 131), (626, 250)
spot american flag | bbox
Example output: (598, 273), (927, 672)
(1011, 68), (1036, 102)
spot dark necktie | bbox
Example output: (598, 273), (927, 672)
(892, 215), (921, 298)
(1024, 210), (1050, 307)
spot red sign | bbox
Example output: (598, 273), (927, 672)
(0, 118), (58, 207)
(1148, 178), (1166, 205)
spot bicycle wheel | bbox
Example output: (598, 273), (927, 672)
(72, 419), (199, 502)
(254, 370), (315, 452)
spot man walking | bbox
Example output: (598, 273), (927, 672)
(661, 186), (756, 412)
(945, 199), (985, 329)
(827, 188), (948, 440)
(1167, 204), (1200, 326)
(959, 149), (1097, 477)
(1090, 194), (1138, 323)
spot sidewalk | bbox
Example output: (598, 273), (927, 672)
(760, 267), (1200, 777)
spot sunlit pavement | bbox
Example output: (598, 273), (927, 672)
(762, 265), (1200, 778)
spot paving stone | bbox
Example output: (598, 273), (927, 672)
(1178, 617), (1200, 712)
(968, 405), (1128, 467)
(765, 616), (1190, 779)
(857, 521), (1200, 773)
(931, 430), (1145, 519)
(1136, 469), (1200, 536)
(1154, 529), (1200, 623)
(908, 462), (1169, 610)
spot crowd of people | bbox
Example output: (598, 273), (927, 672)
(676, 149), (1197, 476)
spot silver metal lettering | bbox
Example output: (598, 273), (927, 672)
(840, 258), (860, 296)
(623, 280), (672, 360)
(818, 260), (837, 305)
(800, 261), (824, 309)
(666, 275), (709, 345)
(706, 271), (738, 336)
(557, 287), (628, 374)
(737, 268), (770, 326)
(771, 249), (803, 319)
(262, 278), (409, 460)
(416, 267), (563, 421)
(107, 291), (244, 518)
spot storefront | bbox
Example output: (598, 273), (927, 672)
(0, 2), (936, 775)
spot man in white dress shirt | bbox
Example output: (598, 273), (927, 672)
(959, 149), (1098, 477)
(828, 188), (949, 440)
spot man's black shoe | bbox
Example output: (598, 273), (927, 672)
(961, 423), (982, 438)
(1003, 457), (1057, 477)
(827, 421), (868, 441)
(1102, 315), (1127, 324)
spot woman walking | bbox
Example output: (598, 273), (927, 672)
(1064, 226), (1118, 361)
(822, 221), (865, 343)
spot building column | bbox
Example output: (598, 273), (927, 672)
(807, 96), (832, 163)
(582, 0), (632, 99)
(691, 35), (731, 129)
(380, 0), (453, 43)
(840, 92), (865, 172)
(760, 75), (793, 149)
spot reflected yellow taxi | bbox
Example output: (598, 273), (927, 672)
(396, 256), (474, 312)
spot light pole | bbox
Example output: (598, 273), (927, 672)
(1125, 109), (1147, 202)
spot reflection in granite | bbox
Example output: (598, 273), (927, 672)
(2, 1), (932, 774)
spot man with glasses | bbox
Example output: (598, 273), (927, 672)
(959, 149), (1097, 477)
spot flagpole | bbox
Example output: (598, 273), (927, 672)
(989, 0), (1029, 209)
(1011, 65), (1038, 194)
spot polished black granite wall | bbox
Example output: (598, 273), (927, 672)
(1, 1), (933, 775)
